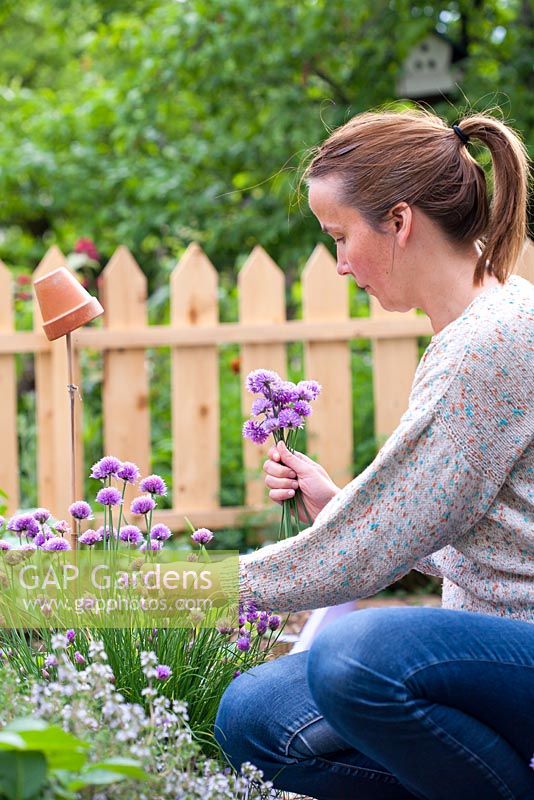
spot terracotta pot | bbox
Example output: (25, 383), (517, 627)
(33, 267), (104, 341)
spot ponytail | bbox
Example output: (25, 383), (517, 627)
(458, 114), (529, 284)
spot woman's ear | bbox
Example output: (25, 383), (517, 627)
(390, 202), (412, 248)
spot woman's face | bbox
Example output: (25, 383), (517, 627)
(308, 176), (412, 312)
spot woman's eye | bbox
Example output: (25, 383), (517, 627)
(335, 237), (345, 244)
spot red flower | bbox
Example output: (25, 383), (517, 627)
(230, 356), (241, 374)
(74, 238), (100, 261)
(16, 274), (31, 285)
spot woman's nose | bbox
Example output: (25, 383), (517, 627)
(337, 260), (350, 276)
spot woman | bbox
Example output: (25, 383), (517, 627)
(215, 109), (534, 799)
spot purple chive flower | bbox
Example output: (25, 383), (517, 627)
(238, 613), (246, 626)
(150, 524), (172, 542)
(69, 501), (92, 520)
(42, 537), (71, 551)
(263, 417), (281, 433)
(95, 525), (113, 541)
(33, 508), (51, 524)
(116, 461), (140, 484)
(90, 456), (122, 480)
(246, 369), (282, 395)
(278, 408), (304, 430)
(216, 622), (235, 635)
(130, 495), (156, 516)
(246, 609), (259, 623)
(54, 520), (70, 535)
(251, 398), (273, 416)
(19, 543), (37, 552)
(8, 514), (40, 537)
(0, 541), (11, 551)
(268, 614), (281, 631)
(66, 629), (76, 643)
(270, 380), (300, 404)
(297, 380), (322, 401)
(78, 529), (102, 547)
(44, 654), (58, 668)
(0, 517), (4, 529)
(155, 664), (172, 681)
(293, 400), (312, 417)
(34, 532), (46, 547)
(96, 487), (122, 507)
(139, 540), (163, 552)
(119, 525), (144, 545)
(74, 651), (86, 665)
(236, 635), (251, 652)
(256, 619), (268, 635)
(191, 528), (214, 545)
(242, 419), (269, 444)
(233, 670), (241, 679)
(140, 475), (167, 496)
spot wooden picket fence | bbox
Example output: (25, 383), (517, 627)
(0, 241), (533, 532)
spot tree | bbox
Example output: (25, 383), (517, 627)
(0, 0), (531, 285)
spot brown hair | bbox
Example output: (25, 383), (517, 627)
(304, 109), (530, 285)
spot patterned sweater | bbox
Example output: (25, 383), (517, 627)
(239, 276), (534, 622)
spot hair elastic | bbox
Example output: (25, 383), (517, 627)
(452, 125), (470, 146)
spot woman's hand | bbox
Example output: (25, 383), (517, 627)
(263, 440), (340, 523)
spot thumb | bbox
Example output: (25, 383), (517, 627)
(276, 440), (305, 465)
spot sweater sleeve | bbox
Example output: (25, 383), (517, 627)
(239, 309), (533, 612)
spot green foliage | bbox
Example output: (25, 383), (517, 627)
(0, 652), (277, 799)
(0, 717), (146, 799)
(0, 0), (531, 280)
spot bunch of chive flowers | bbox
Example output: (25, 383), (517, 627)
(0, 511), (72, 552)
(0, 456), (173, 556)
(80, 456), (170, 553)
(242, 369), (321, 538)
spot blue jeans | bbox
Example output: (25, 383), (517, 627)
(215, 607), (534, 799)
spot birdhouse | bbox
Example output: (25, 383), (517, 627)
(396, 33), (466, 101)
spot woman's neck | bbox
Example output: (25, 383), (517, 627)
(423, 271), (502, 335)
(406, 217), (503, 334)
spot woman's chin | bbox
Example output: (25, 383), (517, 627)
(371, 292), (407, 313)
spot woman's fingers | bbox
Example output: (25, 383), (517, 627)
(263, 458), (297, 479)
(268, 488), (296, 504)
(265, 475), (299, 490)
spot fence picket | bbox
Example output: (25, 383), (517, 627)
(515, 239), (534, 283)
(302, 245), (352, 487)
(0, 262), (19, 513)
(239, 246), (286, 506)
(370, 296), (419, 441)
(171, 243), (219, 513)
(101, 247), (150, 513)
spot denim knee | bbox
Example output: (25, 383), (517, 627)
(307, 608), (411, 720)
